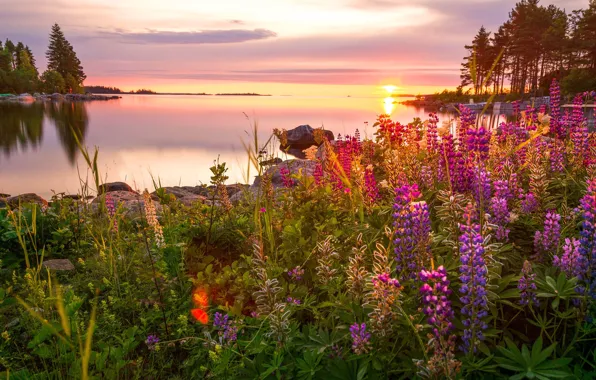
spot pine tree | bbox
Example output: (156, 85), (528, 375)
(46, 24), (86, 88)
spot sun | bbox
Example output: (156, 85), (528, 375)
(383, 85), (398, 94)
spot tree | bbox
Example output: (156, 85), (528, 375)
(46, 24), (86, 87)
(41, 70), (65, 93)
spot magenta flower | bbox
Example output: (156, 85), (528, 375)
(533, 211), (561, 262)
(419, 266), (454, 338)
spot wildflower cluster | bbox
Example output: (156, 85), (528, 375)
(459, 209), (488, 354)
(518, 261), (539, 307)
(533, 211), (561, 262)
(349, 323), (371, 355)
(213, 312), (238, 343)
(143, 190), (164, 248)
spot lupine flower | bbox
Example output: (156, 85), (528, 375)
(419, 266), (454, 337)
(393, 184), (431, 279)
(280, 166), (295, 188)
(287, 266), (304, 281)
(554, 238), (588, 281)
(550, 141), (564, 173)
(549, 79), (563, 139)
(143, 190), (164, 248)
(259, 207), (266, 213)
(533, 211), (561, 262)
(427, 113), (439, 154)
(349, 323), (371, 355)
(473, 169), (491, 208)
(458, 106), (476, 145)
(420, 165), (434, 189)
(364, 165), (379, 204)
(372, 272), (401, 290)
(493, 180), (512, 202)
(459, 209), (489, 354)
(419, 266), (459, 377)
(105, 194), (118, 232)
(286, 297), (301, 305)
(571, 94), (588, 160)
(213, 312), (238, 342)
(579, 179), (596, 298)
(490, 197), (510, 241)
(466, 126), (491, 161)
(145, 335), (159, 351)
(520, 192), (538, 214)
(518, 261), (539, 307)
(313, 161), (324, 186)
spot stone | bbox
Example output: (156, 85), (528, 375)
(42, 259), (75, 271)
(0, 193), (10, 198)
(51, 93), (65, 100)
(17, 93), (34, 102)
(253, 159), (318, 188)
(6, 193), (48, 208)
(281, 125), (334, 151)
(260, 157), (283, 166)
(98, 182), (135, 194)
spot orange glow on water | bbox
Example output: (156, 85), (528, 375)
(191, 308), (209, 324)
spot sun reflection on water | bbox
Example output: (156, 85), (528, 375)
(383, 97), (395, 115)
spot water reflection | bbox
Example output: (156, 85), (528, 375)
(0, 101), (88, 164)
(383, 97), (395, 115)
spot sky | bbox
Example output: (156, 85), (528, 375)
(0, 0), (588, 96)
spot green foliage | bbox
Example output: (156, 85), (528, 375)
(495, 337), (572, 379)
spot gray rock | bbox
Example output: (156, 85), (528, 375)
(253, 159), (318, 188)
(282, 125), (334, 151)
(6, 193), (48, 208)
(0, 193), (10, 198)
(51, 93), (65, 100)
(98, 182), (135, 194)
(5, 318), (20, 329)
(42, 259), (75, 271)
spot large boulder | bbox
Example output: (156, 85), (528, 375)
(42, 259), (75, 271)
(98, 182), (135, 194)
(253, 159), (318, 189)
(6, 193), (48, 208)
(51, 93), (65, 100)
(281, 125), (334, 151)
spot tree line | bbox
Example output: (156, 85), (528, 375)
(460, 0), (596, 96)
(84, 86), (157, 94)
(0, 24), (86, 94)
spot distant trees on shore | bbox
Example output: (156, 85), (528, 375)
(461, 0), (596, 96)
(0, 24), (86, 94)
(83, 86), (157, 94)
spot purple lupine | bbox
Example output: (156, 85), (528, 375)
(525, 105), (538, 131)
(427, 113), (439, 154)
(550, 141), (564, 173)
(288, 266), (304, 281)
(520, 192), (539, 214)
(146, 335), (159, 351)
(579, 179), (596, 298)
(280, 166), (295, 188)
(458, 105), (476, 145)
(571, 94), (588, 159)
(518, 261), (539, 307)
(313, 161), (324, 186)
(490, 197), (510, 241)
(554, 238), (588, 282)
(393, 184), (431, 280)
(493, 180), (512, 202)
(533, 211), (561, 262)
(213, 312), (238, 342)
(466, 126), (491, 161)
(459, 211), (489, 354)
(286, 297), (301, 305)
(420, 266), (454, 338)
(105, 194), (118, 232)
(364, 165), (379, 203)
(372, 272), (401, 289)
(420, 165), (434, 189)
(473, 169), (492, 208)
(549, 79), (563, 139)
(349, 323), (371, 355)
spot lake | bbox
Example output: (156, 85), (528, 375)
(0, 95), (533, 198)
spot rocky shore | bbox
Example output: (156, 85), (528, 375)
(0, 125), (328, 213)
(0, 92), (122, 102)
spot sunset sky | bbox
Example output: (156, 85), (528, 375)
(1, 0), (587, 96)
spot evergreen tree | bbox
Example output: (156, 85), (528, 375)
(46, 24), (86, 87)
(41, 70), (65, 93)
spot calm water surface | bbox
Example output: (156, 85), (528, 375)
(1, 95), (503, 198)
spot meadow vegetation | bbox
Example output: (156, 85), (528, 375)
(1, 80), (596, 379)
